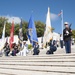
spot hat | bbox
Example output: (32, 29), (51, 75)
(64, 22), (69, 25)
(23, 41), (26, 42)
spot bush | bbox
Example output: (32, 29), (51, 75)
(28, 44), (32, 50)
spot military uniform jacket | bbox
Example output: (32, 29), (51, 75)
(63, 28), (72, 41)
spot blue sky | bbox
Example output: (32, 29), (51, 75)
(0, 0), (75, 33)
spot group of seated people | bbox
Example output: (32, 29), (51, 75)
(3, 39), (75, 56)
(3, 41), (40, 56)
(4, 42), (20, 56)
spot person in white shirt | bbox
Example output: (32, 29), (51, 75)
(19, 41), (29, 56)
(60, 34), (63, 48)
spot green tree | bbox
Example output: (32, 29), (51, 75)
(22, 21), (28, 40)
(5, 22), (11, 37)
(0, 17), (7, 27)
(14, 23), (19, 35)
(35, 21), (45, 37)
(35, 21), (54, 37)
(72, 30), (75, 39)
(0, 17), (54, 40)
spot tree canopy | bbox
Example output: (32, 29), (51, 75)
(1, 17), (75, 41)
(72, 30), (75, 39)
(0, 17), (46, 40)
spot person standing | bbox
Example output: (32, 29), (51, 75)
(60, 34), (63, 48)
(63, 22), (72, 53)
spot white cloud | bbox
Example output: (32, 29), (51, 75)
(0, 15), (21, 24)
(6, 16), (21, 24)
(51, 13), (58, 21)
(0, 13), (58, 24)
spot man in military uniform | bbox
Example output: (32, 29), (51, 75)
(63, 22), (72, 53)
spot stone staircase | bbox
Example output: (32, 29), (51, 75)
(0, 45), (75, 75)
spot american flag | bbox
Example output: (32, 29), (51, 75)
(58, 11), (62, 16)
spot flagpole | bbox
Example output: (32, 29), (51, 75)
(61, 10), (63, 36)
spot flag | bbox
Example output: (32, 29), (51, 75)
(0, 22), (6, 51)
(9, 20), (14, 49)
(2, 22), (6, 40)
(58, 11), (62, 16)
(43, 7), (53, 46)
(19, 19), (23, 41)
(58, 10), (63, 35)
(27, 15), (38, 46)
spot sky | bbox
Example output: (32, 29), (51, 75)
(0, 0), (75, 33)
